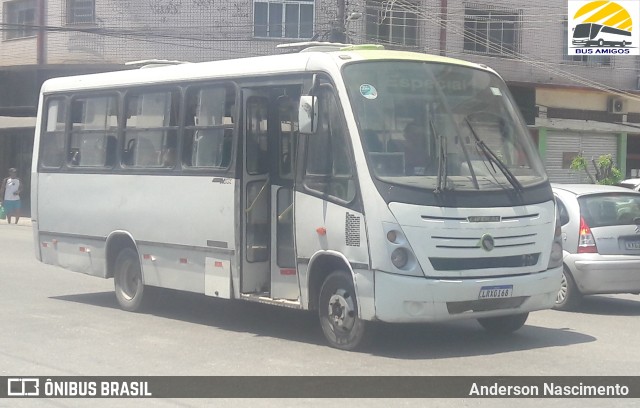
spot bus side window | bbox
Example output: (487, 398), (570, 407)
(123, 90), (179, 168)
(183, 84), (235, 169)
(277, 95), (299, 180)
(105, 135), (117, 166)
(68, 95), (118, 168)
(40, 99), (67, 168)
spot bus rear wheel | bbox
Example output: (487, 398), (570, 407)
(318, 271), (368, 350)
(477, 312), (528, 334)
(114, 248), (149, 312)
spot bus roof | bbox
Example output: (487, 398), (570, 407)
(40, 49), (492, 94)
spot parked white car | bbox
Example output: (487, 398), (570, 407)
(617, 178), (640, 192)
(552, 184), (640, 310)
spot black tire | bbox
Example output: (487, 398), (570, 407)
(554, 268), (582, 311)
(318, 271), (368, 350)
(114, 247), (149, 312)
(477, 312), (529, 334)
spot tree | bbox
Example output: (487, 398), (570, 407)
(570, 153), (622, 185)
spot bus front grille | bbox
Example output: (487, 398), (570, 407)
(428, 253), (540, 271)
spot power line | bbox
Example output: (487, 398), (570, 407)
(362, 0), (640, 100)
(1, 4), (638, 98)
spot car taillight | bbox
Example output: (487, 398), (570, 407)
(578, 216), (598, 254)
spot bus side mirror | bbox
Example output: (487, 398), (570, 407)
(298, 95), (318, 134)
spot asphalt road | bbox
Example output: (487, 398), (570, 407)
(1, 222), (639, 407)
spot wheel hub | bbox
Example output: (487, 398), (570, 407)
(123, 264), (140, 299)
(328, 290), (355, 331)
(557, 273), (567, 303)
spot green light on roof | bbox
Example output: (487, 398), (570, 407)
(339, 44), (385, 51)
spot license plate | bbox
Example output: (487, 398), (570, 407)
(625, 241), (640, 250)
(479, 285), (513, 299)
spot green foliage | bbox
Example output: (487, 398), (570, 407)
(599, 166), (622, 185)
(569, 155), (588, 171)
(570, 153), (622, 185)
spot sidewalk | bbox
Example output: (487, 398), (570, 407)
(1, 217), (32, 227)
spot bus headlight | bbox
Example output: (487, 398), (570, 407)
(391, 248), (409, 269)
(381, 222), (423, 276)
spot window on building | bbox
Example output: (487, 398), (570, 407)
(562, 20), (611, 66)
(365, 0), (418, 47)
(3, 0), (36, 40)
(67, 0), (95, 24)
(254, 0), (314, 38)
(463, 5), (520, 56)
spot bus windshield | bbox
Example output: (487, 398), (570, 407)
(573, 23), (593, 39)
(342, 61), (546, 191)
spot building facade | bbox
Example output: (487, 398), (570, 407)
(1, 0), (639, 214)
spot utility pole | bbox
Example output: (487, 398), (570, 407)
(37, 0), (46, 65)
(330, 0), (347, 43)
(439, 0), (448, 56)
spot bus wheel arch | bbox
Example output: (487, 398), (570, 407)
(307, 253), (354, 311)
(318, 270), (369, 350)
(307, 253), (369, 350)
(114, 247), (146, 312)
(106, 232), (153, 312)
(105, 231), (138, 279)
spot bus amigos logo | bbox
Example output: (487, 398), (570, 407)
(568, 1), (639, 55)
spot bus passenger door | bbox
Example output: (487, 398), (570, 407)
(242, 92), (271, 294)
(241, 89), (301, 300)
(270, 96), (300, 300)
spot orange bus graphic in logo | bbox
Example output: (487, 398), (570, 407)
(568, 1), (639, 55)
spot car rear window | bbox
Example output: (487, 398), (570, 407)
(579, 193), (640, 228)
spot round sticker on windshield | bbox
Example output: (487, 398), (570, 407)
(360, 84), (378, 100)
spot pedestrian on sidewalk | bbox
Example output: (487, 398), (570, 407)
(0, 168), (23, 224)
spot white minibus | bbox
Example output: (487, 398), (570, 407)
(32, 44), (562, 349)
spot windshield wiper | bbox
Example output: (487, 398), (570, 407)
(430, 120), (448, 193)
(465, 118), (523, 194)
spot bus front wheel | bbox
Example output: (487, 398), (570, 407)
(318, 271), (368, 350)
(114, 248), (148, 312)
(477, 312), (528, 334)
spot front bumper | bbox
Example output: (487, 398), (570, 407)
(565, 254), (640, 295)
(373, 266), (562, 323)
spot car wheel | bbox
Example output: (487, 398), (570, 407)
(318, 271), (369, 350)
(114, 247), (151, 312)
(554, 268), (582, 311)
(477, 313), (529, 334)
